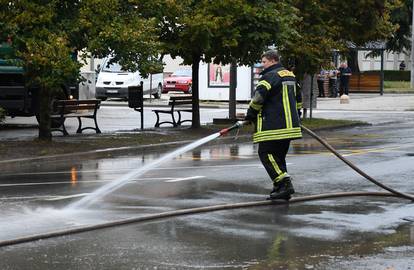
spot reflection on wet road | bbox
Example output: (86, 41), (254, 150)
(1, 113), (414, 269)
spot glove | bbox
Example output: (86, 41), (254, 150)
(244, 112), (254, 121)
(244, 109), (256, 124)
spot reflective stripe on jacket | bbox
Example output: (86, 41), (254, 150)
(247, 63), (302, 143)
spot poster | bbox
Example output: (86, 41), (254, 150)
(208, 63), (230, 87)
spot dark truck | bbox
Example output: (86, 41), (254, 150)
(0, 42), (78, 123)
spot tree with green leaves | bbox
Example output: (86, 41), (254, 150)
(0, 0), (160, 139)
(278, 0), (398, 77)
(367, 0), (412, 58)
(387, 0), (412, 53)
(134, 0), (299, 128)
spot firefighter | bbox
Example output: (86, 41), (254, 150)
(244, 50), (302, 200)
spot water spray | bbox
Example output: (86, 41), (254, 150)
(68, 121), (247, 209)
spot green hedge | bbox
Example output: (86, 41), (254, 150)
(362, 70), (410, 81)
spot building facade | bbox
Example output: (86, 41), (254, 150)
(358, 51), (410, 71)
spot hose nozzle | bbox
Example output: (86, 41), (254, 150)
(219, 121), (247, 136)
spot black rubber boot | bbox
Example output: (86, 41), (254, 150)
(269, 177), (295, 201)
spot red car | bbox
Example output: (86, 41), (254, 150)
(163, 69), (192, 94)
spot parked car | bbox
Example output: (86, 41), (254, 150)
(95, 58), (163, 101)
(163, 69), (192, 94)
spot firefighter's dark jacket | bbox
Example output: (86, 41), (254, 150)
(246, 63), (302, 143)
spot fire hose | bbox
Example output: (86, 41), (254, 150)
(300, 125), (414, 201)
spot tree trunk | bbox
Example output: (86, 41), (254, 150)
(191, 54), (201, 129)
(300, 73), (318, 111)
(347, 49), (360, 73)
(38, 87), (52, 140)
(229, 61), (237, 120)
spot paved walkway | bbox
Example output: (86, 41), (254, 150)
(313, 93), (414, 111)
(105, 93), (414, 112)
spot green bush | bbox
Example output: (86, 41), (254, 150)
(363, 70), (410, 81)
(0, 107), (5, 123)
(384, 70), (410, 81)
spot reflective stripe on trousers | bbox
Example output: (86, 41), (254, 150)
(258, 140), (291, 183)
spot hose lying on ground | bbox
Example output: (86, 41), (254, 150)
(0, 191), (400, 248)
(301, 125), (414, 201)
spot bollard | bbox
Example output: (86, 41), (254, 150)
(340, 94), (350, 104)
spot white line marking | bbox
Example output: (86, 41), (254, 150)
(1, 195), (56, 200)
(0, 177), (175, 187)
(0, 193), (90, 201)
(45, 193), (90, 201)
(165, 176), (205, 183)
(0, 164), (264, 177)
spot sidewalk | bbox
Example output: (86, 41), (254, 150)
(103, 93), (414, 112)
(314, 93), (414, 111)
(102, 94), (228, 109)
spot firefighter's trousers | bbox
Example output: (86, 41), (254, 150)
(258, 139), (291, 183)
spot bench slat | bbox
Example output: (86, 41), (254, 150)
(56, 104), (99, 111)
(55, 99), (100, 105)
(168, 100), (192, 106)
(170, 96), (193, 101)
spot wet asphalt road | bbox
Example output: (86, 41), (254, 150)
(1, 108), (414, 269)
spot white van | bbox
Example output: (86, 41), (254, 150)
(95, 58), (163, 100)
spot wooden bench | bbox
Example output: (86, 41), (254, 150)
(51, 99), (101, 135)
(153, 95), (192, 127)
(349, 73), (381, 93)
